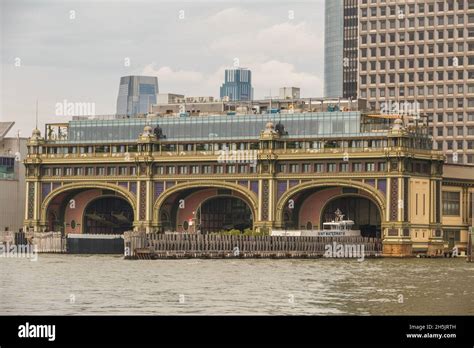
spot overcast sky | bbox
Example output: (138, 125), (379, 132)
(0, 0), (324, 137)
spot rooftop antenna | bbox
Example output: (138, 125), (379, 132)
(269, 89), (272, 112)
(35, 99), (39, 130)
(16, 129), (21, 150)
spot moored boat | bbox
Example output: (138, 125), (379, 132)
(271, 209), (361, 237)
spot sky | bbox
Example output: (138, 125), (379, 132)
(0, 0), (325, 137)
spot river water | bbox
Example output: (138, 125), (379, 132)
(1, 255), (473, 315)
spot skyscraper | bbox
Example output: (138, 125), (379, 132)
(326, 0), (474, 165)
(220, 68), (253, 101)
(324, 0), (344, 98)
(342, 0), (359, 100)
(324, 0), (358, 99)
(116, 76), (159, 116)
(358, 0), (474, 165)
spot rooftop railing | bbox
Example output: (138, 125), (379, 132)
(30, 145), (438, 161)
(71, 114), (148, 120)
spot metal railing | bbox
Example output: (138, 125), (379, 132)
(30, 145), (438, 160)
(71, 114), (147, 121)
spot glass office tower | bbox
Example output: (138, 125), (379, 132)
(220, 68), (253, 101)
(116, 76), (159, 117)
(324, 0), (344, 98)
(324, 0), (358, 99)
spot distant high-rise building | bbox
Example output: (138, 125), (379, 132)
(324, 0), (344, 98)
(324, 0), (358, 99)
(220, 68), (253, 101)
(325, 0), (474, 165)
(116, 76), (159, 116)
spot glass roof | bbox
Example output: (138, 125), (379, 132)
(59, 112), (387, 144)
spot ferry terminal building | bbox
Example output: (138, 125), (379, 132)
(24, 111), (474, 256)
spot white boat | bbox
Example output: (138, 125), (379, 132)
(317, 219), (361, 237)
(271, 209), (361, 237)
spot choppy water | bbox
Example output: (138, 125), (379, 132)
(0, 255), (473, 315)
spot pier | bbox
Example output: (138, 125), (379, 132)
(0, 231), (65, 253)
(123, 232), (383, 260)
(1, 231), (468, 259)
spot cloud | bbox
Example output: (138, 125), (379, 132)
(209, 21), (322, 63)
(142, 65), (204, 84)
(257, 22), (319, 52)
(249, 60), (323, 98)
(141, 64), (224, 97)
(141, 60), (322, 99)
(205, 7), (269, 31)
(2, 2), (325, 137)
(141, 16), (324, 99)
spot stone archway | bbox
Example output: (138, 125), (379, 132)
(82, 196), (134, 234)
(196, 195), (254, 233)
(275, 179), (386, 229)
(152, 181), (258, 231)
(40, 182), (137, 230)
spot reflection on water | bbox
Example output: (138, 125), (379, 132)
(1, 255), (473, 315)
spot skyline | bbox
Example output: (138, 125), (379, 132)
(0, 0), (325, 138)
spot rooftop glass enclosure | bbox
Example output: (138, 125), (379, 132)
(48, 112), (392, 144)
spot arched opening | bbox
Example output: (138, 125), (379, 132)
(280, 187), (345, 230)
(321, 195), (381, 238)
(155, 185), (257, 233)
(277, 183), (385, 238)
(196, 196), (253, 233)
(83, 196), (134, 234)
(42, 183), (137, 234)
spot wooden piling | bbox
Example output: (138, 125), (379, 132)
(123, 232), (384, 260)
